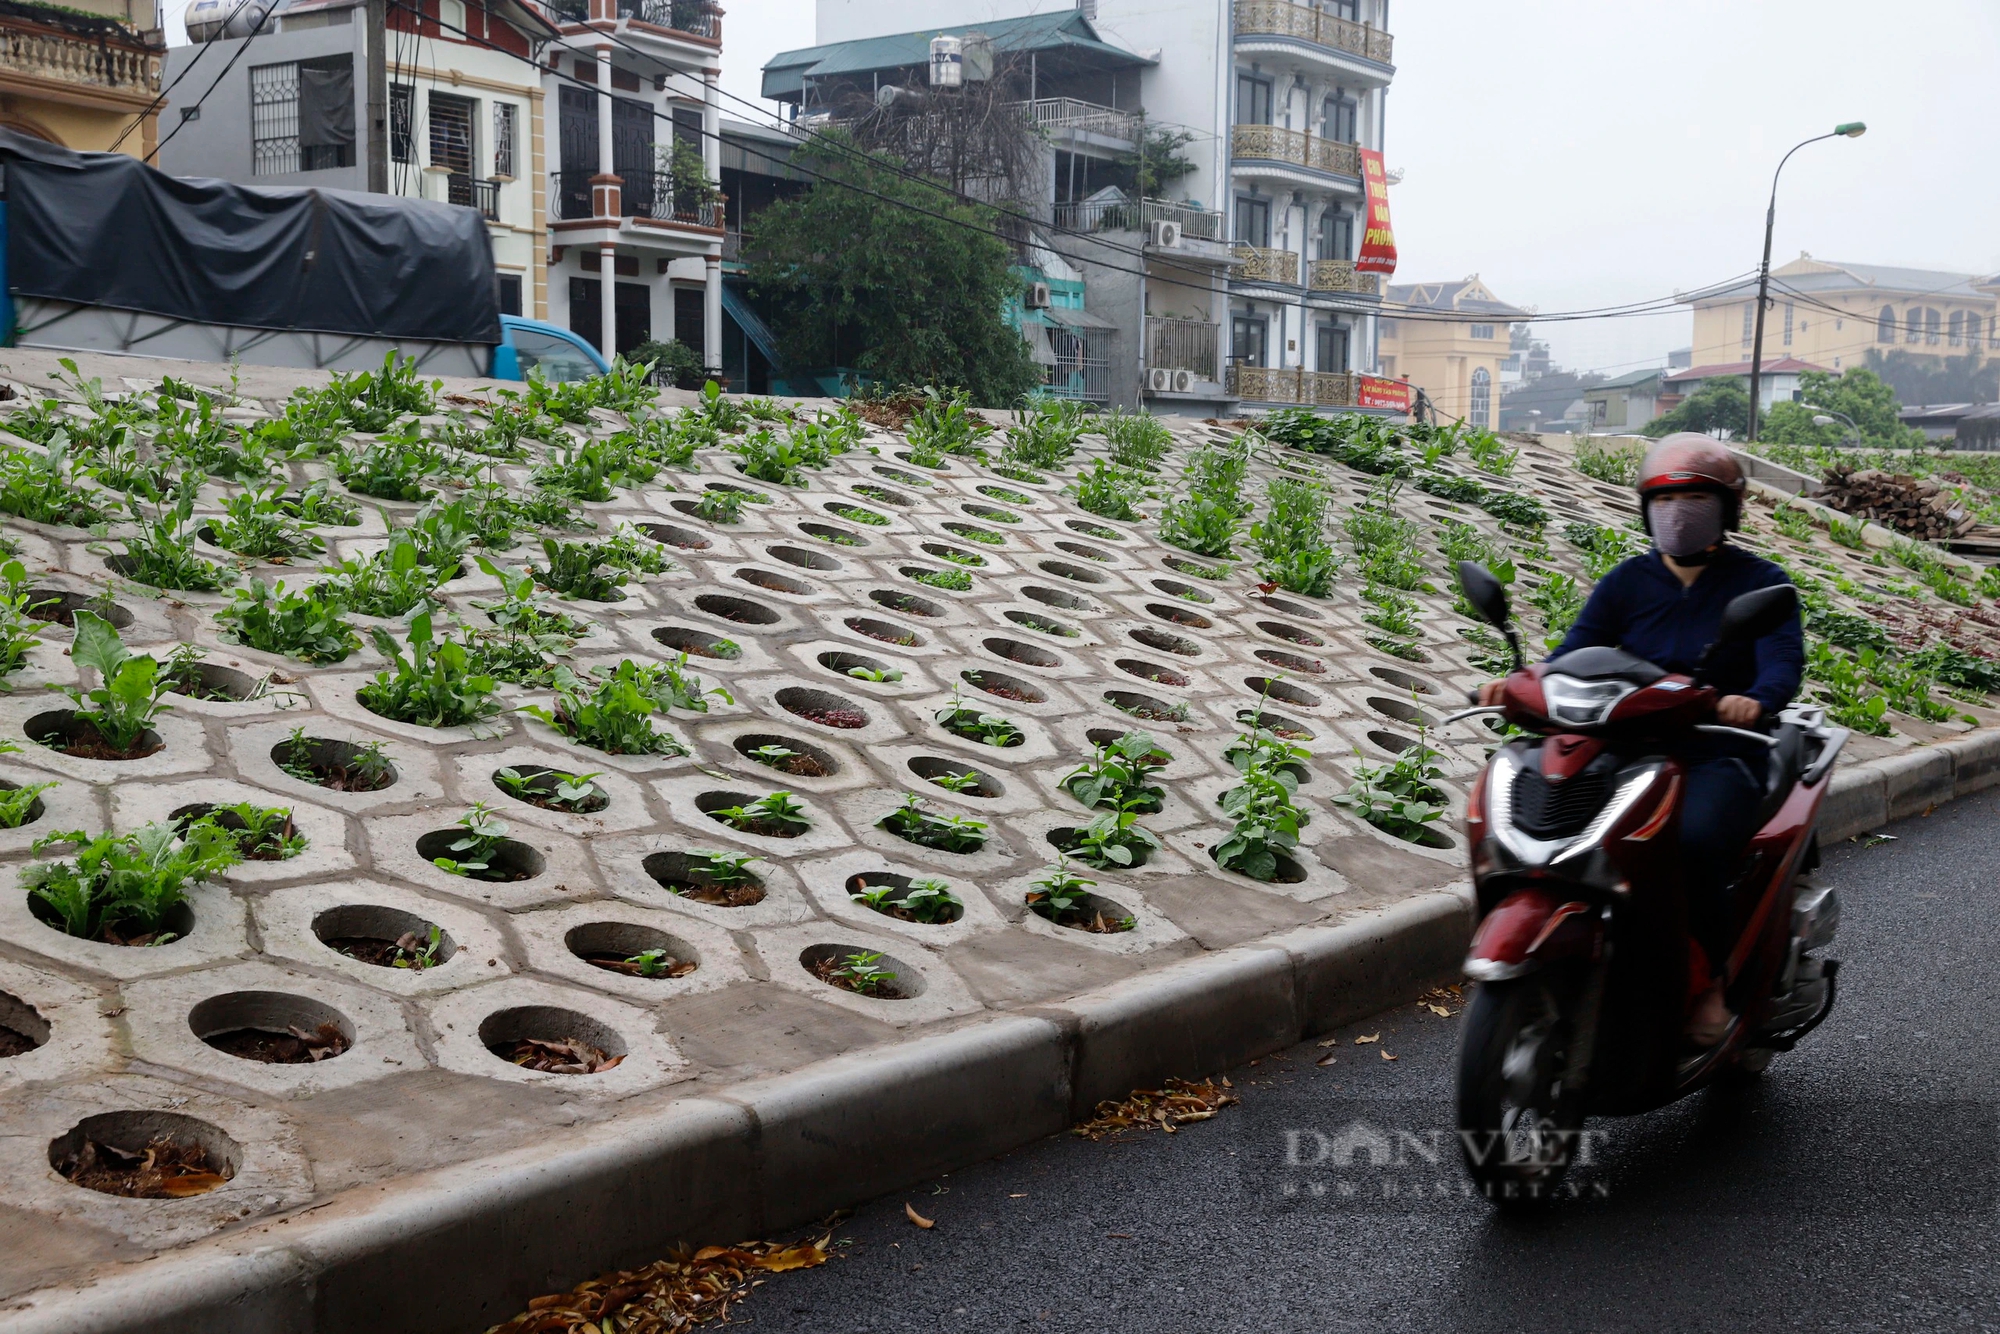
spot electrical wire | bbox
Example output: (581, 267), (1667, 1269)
(108, 0), (266, 154)
(145, 5), (277, 163)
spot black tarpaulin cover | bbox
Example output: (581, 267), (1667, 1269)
(0, 129), (499, 345)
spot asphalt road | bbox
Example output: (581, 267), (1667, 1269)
(751, 788), (2000, 1333)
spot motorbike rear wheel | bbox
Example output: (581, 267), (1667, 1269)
(1456, 976), (1588, 1206)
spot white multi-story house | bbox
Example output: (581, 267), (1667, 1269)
(160, 0), (725, 370)
(802, 0), (1396, 412)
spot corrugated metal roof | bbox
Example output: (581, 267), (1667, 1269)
(1586, 366), (1667, 391)
(1684, 260), (1990, 304)
(763, 11), (1153, 100)
(1663, 357), (1829, 383)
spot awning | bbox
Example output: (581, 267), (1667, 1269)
(1042, 305), (1119, 331)
(721, 281), (784, 368)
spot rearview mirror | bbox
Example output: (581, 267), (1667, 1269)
(1717, 584), (1799, 645)
(1455, 561), (1511, 631)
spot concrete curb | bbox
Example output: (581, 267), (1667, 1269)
(6, 736), (1996, 1334)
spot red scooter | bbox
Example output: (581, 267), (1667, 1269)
(1441, 562), (1847, 1203)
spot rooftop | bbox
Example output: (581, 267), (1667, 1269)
(1663, 357), (1830, 383)
(1684, 256), (1992, 305)
(763, 10), (1153, 102)
(1382, 276), (1526, 320)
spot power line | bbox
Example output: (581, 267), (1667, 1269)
(108, 0), (265, 154)
(146, 9), (275, 163)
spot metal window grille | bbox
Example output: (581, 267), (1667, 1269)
(1469, 366), (1492, 429)
(250, 62), (301, 176)
(493, 102), (515, 177)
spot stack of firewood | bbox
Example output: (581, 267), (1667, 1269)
(1817, 465), (1977, 539)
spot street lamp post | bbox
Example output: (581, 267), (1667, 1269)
(1746, 122), (1866, 443)
(1812, 410), (1862, 447)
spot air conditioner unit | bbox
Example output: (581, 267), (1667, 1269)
(1149, 219), (1182, 249)
(1172, 369), (1196, 393)
(1025, 281), (1051, 308)
(1147, 367), (1173, 393)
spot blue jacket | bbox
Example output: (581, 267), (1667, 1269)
(1551, 543), (1804, 716)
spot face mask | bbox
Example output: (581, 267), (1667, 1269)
(1650, 493), (1724, 560)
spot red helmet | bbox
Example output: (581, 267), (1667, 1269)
(1636, 432), (1747, 532)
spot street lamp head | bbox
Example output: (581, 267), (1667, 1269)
(1812, 415), (1836, 426)
(1835, 121), (1867, 138)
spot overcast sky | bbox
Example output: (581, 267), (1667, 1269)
(719, 0), (2000, 377)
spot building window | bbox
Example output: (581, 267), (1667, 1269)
(1925, 308), (1941, 345)
(1948, 310), (1965, 347)
(1877, 305), (1895, 342)
(493, 102), (516, 177)
(1316, 322), (1349, 373)
(1973, 315), (1987, 349)
(1319, 208), (1351, 261)
(1741, 301), (1753, 345)
(1906, 308), (1922, 343)
(249, 56), (355, 175)
(496, 273), (522, 316)
(1469, 367), (1491, 429)
(1469, 323), (1494, 340)
(1236, 73), (1273, 126)
(1234, 195), (1271, 249)
(438, 0), (464, 31)
(390, 82), (414, 163)
(1326, 0), (1358, 17)
(1322, 92), (1357, 143)
(429, 92), (478, 207)
(1782, 302), (1793, 346)
(1231, 314), (1269, 368)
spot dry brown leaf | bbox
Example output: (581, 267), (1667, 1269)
(1380, 1050), (1399, 1062)
(1315, 1052), (1337, 1067)
(1427, 1005), (1452, 1018)
(1355, 1033), (1380, 1045)
(1070, 1077), (1240, 1140)
(1008, 1193), (1027, 1198)
(905, 1203), (935, 1229)
(1317, 1037), (1340, 1048)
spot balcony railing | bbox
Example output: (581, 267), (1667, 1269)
(544, 0), (719, 35)
(1041, 325), (1113, 402)
(0, 22), (160, 96)
(1147, 317), (1220, 379)
(1231, 244), (1298, 285)
(1231, 123), (1361, 177)
(1052, 195), (1223, 241)
(551, 168), (722, 227)
(1227, 364), (1359, 406)
(1019, 96), (1142, 143)
(1233, 0), (1394, 64)
(1308, 259), (1378, 295)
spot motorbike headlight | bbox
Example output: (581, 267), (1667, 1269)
(1541, 674), (1636, 727)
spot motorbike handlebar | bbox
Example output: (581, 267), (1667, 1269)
(1692, 723), (1780, 749)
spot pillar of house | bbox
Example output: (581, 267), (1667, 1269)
(601, 243), (619, 359)
(702, 67), (721, 187)
(704, 256), (722, 376)
(590, 45), (621, 219)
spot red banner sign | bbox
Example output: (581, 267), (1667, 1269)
(1358, 375), (1413, 413)
(1355, 148), (1397, 276)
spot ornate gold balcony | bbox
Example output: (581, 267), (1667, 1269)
(1231, 123), (1362, 179)
(0, 16), (161, 100)
(1233, 0), (1394, 64)
(1232, 244), (1299, 285)
(1226, 365), (1357, 405)
(1308, 259), (1379, 295)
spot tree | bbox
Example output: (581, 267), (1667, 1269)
(1641, 378), (1749, 438)
(743, 131), (1042, 407)
(1125, 127), (1198, 197)
(1863, 347), (2000, 406)
(1759, 367), (1925, 450)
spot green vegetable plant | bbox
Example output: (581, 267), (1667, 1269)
(357, 612), (503, 728)
(0, 562), (52, 681)
(935, 688), (1024, 747)
(1525, 571), (1586, 648)
(471, 556), (595, 640)
(1332, 739), (1449, 843)
(0, 439), (108, 527)
(905, 389), (991, 461)
(1101, 409), (1172, 469)
(823, 949), (897, 995)
(430, 802), (512, 877)
(1025, 864), (1132, 932)
(214, 578), (360, 663)
(1056, 807), (1160, 869)
(206, 484), (324, 562)
(321, 530), (441, 618)
(1069, 458), (1146, 522)
(848, 664), (904, 683)
(201, 801), (307, 860)
(1770, 503), (1817, 543)
(707, 790), (810, 837)
(693, 488), (746, 523)
(1465, 430), (1519, 476)
(0, 776), (56, 828)
(282, 479), (363, 527)
(1251, 475), (1341, 597)
(523, 662), (689, 755)
(907, 565), (971, 592)
(1827, 514), (1869, 550)
(1213, 718), (1311, 881)
(494, 766), (605, 813)
(829, 503), (890, 526)
(1003, 399), (1088, 469)
(878, 791), (986, 853)
(1573, 439), (1642, 486)
(333, 422), (453, 502)
(45, 611), (173, 755)
(393, 924), (445, 970)
(1063, 730), (1169, 813)
(849, 875), (962, 924)
(24, 818), (241, 944)
(108, 480), (233, 592)
(1804, 641), (1891, 736)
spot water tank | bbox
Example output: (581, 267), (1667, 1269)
(928, 34), (963, 88)
(185, 0), (280, 43)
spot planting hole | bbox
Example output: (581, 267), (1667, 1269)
(1246, 677), (1321, 709)
(1256, 649), (1327, 675)
(565, 922), (699, 980)
(920, 541), (985, 566)
(908, 756), (1003, 798)
(169, 802), (298, 860)
(869, 589), (944, 618)
(1237, 709), (1315, 741)
(413, 829), (546, 882)
(694, 593), (780, 626)
(29, 887), (191, 947)
(1054, 540), (1113, 562)
(844, 870), (967, 924)
(1026, 886), (1136, 933)
(189, 991), (353, 1064)
(800, 943), (924, 999)
(489, 765), (610, 813)
(1208, 844), (1308, 883)
(942, 522), (1005, 546)
(51, 1111), (239, 1199)
(1368, 695), (1438, 728)
(768, 544), (841, 572)
(734, 567), (814, 597)
(1103, 690), (1186, 723)
(0, 990), (50, 1058)
(962, 669), (1045, 703)
(1151, 578), (1213, 603)
(166, 663), (261, 702)
(1369, 729), (1418, 755)
(1038, 560), (1105, 585)
(733, 732), (838, 778)
(22, 590), (133, 630)
(776, 686), (869, 729)
(1368, 665), (1441, 695)
(800, 522), (870, 547)
(313, 904), (457, 970)
(1129, 627), (1200, 657)
(642, 850), (767, 906)
(480, 1006), (627, 1075)
(26, 709), (161, 761)
(0, 778), (48, 828)
(652, 625), (742, 660)
(697, 790), (809, 838)
(844, 616), (923, 647)
(637, 522), (709, 551)
(1257, 620), (1326, 648)
(1144, 602), (1211, 629)
(1024, 585), (1093, 612)
(1066, 520), (1125, 541)
(269, 735), (397, 791)
(1115, 658), (1190, 688)
(1258, 594), (1322, 620)
(962, 503), (1019, 523)
(982, 637), (1061, 668)
(1005, 609), (1077, 638)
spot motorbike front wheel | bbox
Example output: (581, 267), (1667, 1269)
(1456, 976), (1589, 1206)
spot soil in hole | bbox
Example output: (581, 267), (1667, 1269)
(206, 1023), (348, 1063)
(666, 878), (765, 907)
(0, 1025), (37, 1058)
(323, 934), (436, 968)
(173, 804), (296, 860)
(795, 706), (865, 728)
(56, 1136), (231, 1199)
(36, 718), (160, 761)
(491, 1036), (624, 1074)
(582, 952), (697, 979)
(808, 954), (910, 999)
(305, 760), (392, 792)
(745, 745), (833, 777)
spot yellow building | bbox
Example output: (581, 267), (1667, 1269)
(1684, 255), (2000, 377)
(0, 0), (163, 156)
(1376, 276), (1524, 429)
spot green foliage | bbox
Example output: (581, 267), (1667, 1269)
(849, 875), (962, 925)
(1642, 378), (1748, 438)
(1804, 641), (1890, 735)
(1003, 399), (1088, 470)
(333, 422), (454, 501)
(25, 819), (241, 942)
(708, 790), (811, 835)
(284, 479), (362, 527)
(744, 131), (1041, 406)
(1906, 644), (2000, 696)
(523, 661), (689, 755)
(0, 439), (108, 527)
(1157, 441), (1252, 557)
(1478, 488), (1549, 529)
(1525, 571), (1586, 648)
(311, 352), (438, 433)
(204, 801), (307, 860)
(471, 556), (595, 640)
(1573, 439), (1643, 486)
(1250, 475), (1341, 596)
(531, 529), (671, 601)
(322, 530), (440, 618)
(908, 565), (971, 592)
(1124, 125), (1199, 194)
(51, 612), (172, 752)
(828, 502), (890, 526)
(628, 338), (707, 391)
(214, 578), (360, 663)
(1759, 367), (1925, 450)
(1769, 503), (1817, 543)
(1332, 739), (1448, 842)
(693, 488), (747, 524)
(1025, 865), (1133, 932)
(430, 802), (511, 877)
(1058, 806), (1161, 870)
(1213, 718), (1310, 881)
(1465, 430), (1519, 476)
(207, 484), (324, 561)
(936, 688), (1024, 747)
(878, 791), (986, 853)
(110, 480), (233, 592)
(357, 612), (502, 728)
(1343, 484), (1428, 590)
(0, 776), (56, 829)
(1063, 730), (1169, 814)
(0, 563), (50, 680)
(1101, 409), (1173, 469)
(1827, 514), (1869, 549)
(1562, 521), (1644, 579)
(1361, 583), (1420, 637)
(826, 950), (897, 994)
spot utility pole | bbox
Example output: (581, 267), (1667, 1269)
(365, 0), (387, 192)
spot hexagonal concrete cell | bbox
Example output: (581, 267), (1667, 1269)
(253, 878), (516, 997)
(510, 900), (749, 1000)
(427, 975), (688, 1096)
(747, 922), (984, 1027)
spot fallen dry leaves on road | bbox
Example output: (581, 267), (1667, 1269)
(484, 1236), (830, 1333)
(904, 1202), (935, 1229)
(1071, 1077), (1240, 1140)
